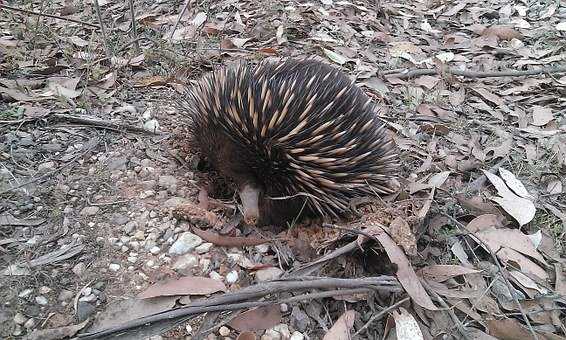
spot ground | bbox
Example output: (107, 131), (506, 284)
(1, 0), (565, 340)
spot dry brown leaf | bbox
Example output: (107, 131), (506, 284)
(414, 76), (440, 90)
(371, 226), (437, 310)
(322, 310), (357, 340)
(236, 332), (257, 340)
(138, 276), (227, 298)
(473, 227), (548, 266)
(322, 48), (349, 65)
(418, 265), (481, 282)
(134, 75), (171, 87)
(487, 318), (536, 340)
(390, 217), (417, 256)
(465, 214), (505, 232)
(481, 25), (523, 40)
(228, 305), (281, 332)
(555, 264), (566, 296)
(392, 307), (424, 340)
(498, 247), (548, 281)
(472, 87), (505, 107)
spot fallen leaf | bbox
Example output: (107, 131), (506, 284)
(497, 168), (534, 200)
(0, 214), (45, 227)
(370, 226), (437, 310)
(392, 307), (424, 340)
(236, 332), (256, 340)
(68, 36), (89, 47)
(418, 265), (481, 283)
(557, 22), (566, 31)
(497, 247), (548, 280)
(322, 48), (349, 65)
(472, 87), (505, 106)
(531, 106), (554, 126)
(322, 310), (357, 340)
(465, 214), (505, 232)
(276, 25), (287, 45)
(482, 25), (523, 40)
(134, 75), (171, 87)
(138, 276), (227, 298)
(191, 12), (207, 27)
(487, 318), (536, 340)
(473, 227), (548, 266)
(482, 170), (536, 226)
(229, 305), (281, 331)
(555, 264), (566, 296)
(414, 75), (440, 90)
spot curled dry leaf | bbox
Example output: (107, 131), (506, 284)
(392, 307), (424, 340)
(138, 276), (227, 299)
(229, 305), (281, 331)
(322, 310), (357, 340)
(482, 170), (536, 226)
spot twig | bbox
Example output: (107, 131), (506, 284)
(285, 240), (360, 278)
(0, 4), (100, 29)
(353, 296), (410, 336)
(383, 65), (566, 80)
(92, 0), (112, 60)
(50, 113), (162, 135)
(128, 0), (140, 53)
(78, 277), (400, 339)
(170, 0), (192, 40)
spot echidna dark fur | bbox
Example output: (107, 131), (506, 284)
(178, 58), (399, 226)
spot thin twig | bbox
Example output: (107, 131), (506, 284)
(50, 114), (162, 135)
(353, 296), (410, 336)
(128, 0), (140, 53)
(0, 4), (100, 29)
(92, 0), (112, 60)
(170, 0), (191, 40)
(384, 65), (566, 80)
(78, 277), (400, 339)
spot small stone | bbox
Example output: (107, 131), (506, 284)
(255, 244), (270, 253)
(140, 190), (155, 199)
(38, 161), (56, 173)
(127, 256), (137, 263)
(280, 303), (288, 313)
(77, 301), (96, 322)
(58, 290), (74, 302)
(209, 271), (223, 281)
(149, 210), (158, 218)
(146, 260), (155, 267)
(13, 324), (23, 336)
(172, 253), (199, 270)
(290, 331), (304, 340)
(262, 324), (290, 340)
(226, 270), (238, 284)
(80, 206), (100, 216)
(255, 267), (283, 282)
(169, 232), (203, 255)
(163, 197), (189, 208)
(195, 243), (213, 254)
(290, 307), (310, 332)
(218, 326), (230, 336)
(18, 289), (33, 298)
(129, 241), (140, 250)
(72, 262), (86, 277)
(158, 175), (178, 192)
(79, 294), (97, 302)
(124, 221), (137, 234)
(149, 246), (161, 255)
(14, 312), (27, 325)
(185, 324), (193, 334)
(133, 230), (145, 240)
(39, 286), (51, 294)
(35, 296), (48, 305)
(108, 263), (120, 271)
(23, 318), (35, 329)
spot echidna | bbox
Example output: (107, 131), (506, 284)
(178, 58), (399, 226)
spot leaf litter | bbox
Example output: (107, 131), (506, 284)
(1, 0), (565, 338)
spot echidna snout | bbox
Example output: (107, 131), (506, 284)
(179, 58), (400, 226)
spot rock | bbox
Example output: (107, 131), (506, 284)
(290, 331), (304, 340)
(226, 270), (239, 284)
(39, 286), (51, 294)
(140, 190), (155, 199)
(262, 324), (290, 340)
(80, 206), (100, 216)
(255, 244), (270, 253)
(280, 303), (288, 313)
(163, 197), (189, 208)
(108, 157), (128, 170)
(108, 263), (120, 271)
(255, 267), (283, 282)
(37, 161), (56, 173)
(41, 143), (62, 152)
(72, 262), (86, 277)
(12, 325), (23, 336)
(185, 324), (193, 334)
(291, 307), (310, 332)
(13, 312), (27, 325)
(169, 232), (203, 255)
(149, 246), (161, 255)
(76, 302), (96, 322)
(195, 243), (213, 254)
(111, 213), (130, 226)
(24, 318), (36, 329)
(158, 175), (178, 192)
(58, 290), (74, 302)
(133, 230), (145, 240)
(209, 271), (223, 281)
(18, 289), (33, 298)
(172, 253), (199, 270)
(35, 296), (48, 305)
(219, 326), (230, 336)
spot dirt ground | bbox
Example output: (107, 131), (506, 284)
(1, 0), (565, 339)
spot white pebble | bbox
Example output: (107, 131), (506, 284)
(109, 263), (120, 271)
(185, 324), (193, 334)
(13, 312), (27, 325)
(209, 271), (223, 281)
(219, 326), (230, 336)
(35, 296), (48, 305)
(18, 289), (33, 298)
(290, 331), (304, 340)
(226, 270), (239, 284)
(195, 242), (213, 254)
(150, 246), (161, 255)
